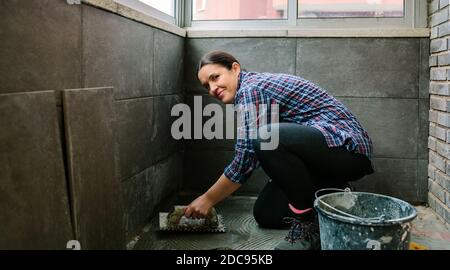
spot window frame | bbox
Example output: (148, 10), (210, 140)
(184, 0), (427, 29)
(114, 0), (178, 25)
(110, 0), (427, 30)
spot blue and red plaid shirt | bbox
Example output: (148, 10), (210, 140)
(224, 71), (373, 184)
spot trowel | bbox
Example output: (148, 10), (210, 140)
(159, 205), (226, 232)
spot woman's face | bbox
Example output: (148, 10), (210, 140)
(198, 63), (241, 104)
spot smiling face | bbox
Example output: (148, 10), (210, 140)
(197, 62), (241, 104)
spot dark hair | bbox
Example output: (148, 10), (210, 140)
(198, 51), (240, 72)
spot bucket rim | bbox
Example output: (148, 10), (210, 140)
(313, 191), (417, 226)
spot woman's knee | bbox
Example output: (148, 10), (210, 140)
(253, 182), (291, 229)
(253, 202), (286, 229)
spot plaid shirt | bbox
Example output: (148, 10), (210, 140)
(224, 71), (373, 184)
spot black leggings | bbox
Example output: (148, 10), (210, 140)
(252, 123), (374, 228)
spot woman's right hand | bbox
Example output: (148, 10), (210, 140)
(184, 174), (241, 219)
(184, 194), (214, 219)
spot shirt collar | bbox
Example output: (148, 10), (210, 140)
(234, 70), (247, 104)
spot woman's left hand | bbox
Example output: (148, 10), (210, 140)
(184, 194), (214, 219)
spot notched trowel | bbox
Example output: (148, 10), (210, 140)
(159, 205), (226, 233)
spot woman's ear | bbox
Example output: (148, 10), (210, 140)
(232, 62), (241, 74)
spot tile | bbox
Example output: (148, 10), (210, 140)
(297, 38), (420, 98)
(83, 5), (153, 100)
(116, 95), (183, 180)
(0, 0), (81, 98)
(63, 87), (124, 249)
(0, 91), (73, 249)
(185, 38), (297, 93)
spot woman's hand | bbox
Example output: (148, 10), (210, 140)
(184, 174), (241, 219)
(184, 194), (214, 219)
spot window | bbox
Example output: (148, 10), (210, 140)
(114, 0), (177, 25)
(192, 0), (288, 21)
(139, 0), (175, 17)
(186, 0), (426, 29)
(111, 1), (426, 29)
(298, 0), (404, 18)
(196, 0), (207, 12)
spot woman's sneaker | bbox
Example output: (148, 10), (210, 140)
(274, 211), (321, 250)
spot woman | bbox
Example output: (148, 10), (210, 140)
(184, 51), (374, 250)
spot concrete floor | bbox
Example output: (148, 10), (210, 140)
(130, 195), (450, 250)
(410, 206), (450, 250)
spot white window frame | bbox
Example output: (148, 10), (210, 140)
(196, 0), (207, 12)
(185, 0), (294, 28)
(184, 0), (427, 29)
(114, 0), (179, 25)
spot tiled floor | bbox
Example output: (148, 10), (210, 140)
(410, 206), (450, 250)
(131, 195), (450, 250)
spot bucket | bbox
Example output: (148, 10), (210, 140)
(313, 188), (417, 250)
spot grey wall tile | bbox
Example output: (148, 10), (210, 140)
(296, 38), (420, 98)
(185, 153), (423, 202)
(83, 5), (153, 100)
(0, 0), (81, 97)
(339, 98), (419, 159)
(153, 30), (184, 95)
(122, 152), (182, 239)
(183, 149), (232, 192)
(183, 150), (268, 195)
(353, 158), (420, 203)
(116, 95), (183, 180)
(183, 94), (423, 161)
(0, 91), (73, 249)
(420, 38), (431, 99)
(238, 168), (270, 195)
(183, 37), (425, 204)
(419, 99), (430, 160)
(417, 159), (428, 203)
(185, 38), (297, 93)
(62, 87), (124, 250)
(184, 94), (236, 150)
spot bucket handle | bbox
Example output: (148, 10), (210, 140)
(315, 188), (351, 199)
(315, 188), (387, 223)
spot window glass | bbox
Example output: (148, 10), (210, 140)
(139, 0), (175, 16)
(192, 0), (288, 21)
(298, 0), (404, 18)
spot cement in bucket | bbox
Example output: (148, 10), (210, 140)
(313, 189), (417, 250)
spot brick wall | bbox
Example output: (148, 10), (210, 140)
(428, 0), (450, 226)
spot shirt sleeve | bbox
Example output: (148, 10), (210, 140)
(224, 87), (266, 184)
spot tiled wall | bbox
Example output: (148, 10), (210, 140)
(0, 0), (438, 249)
(184, 37), (430, 203)
(0, 1), (184, 248)
(82, 6), (185, 240)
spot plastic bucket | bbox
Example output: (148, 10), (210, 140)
(313, 189), (417, 250)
